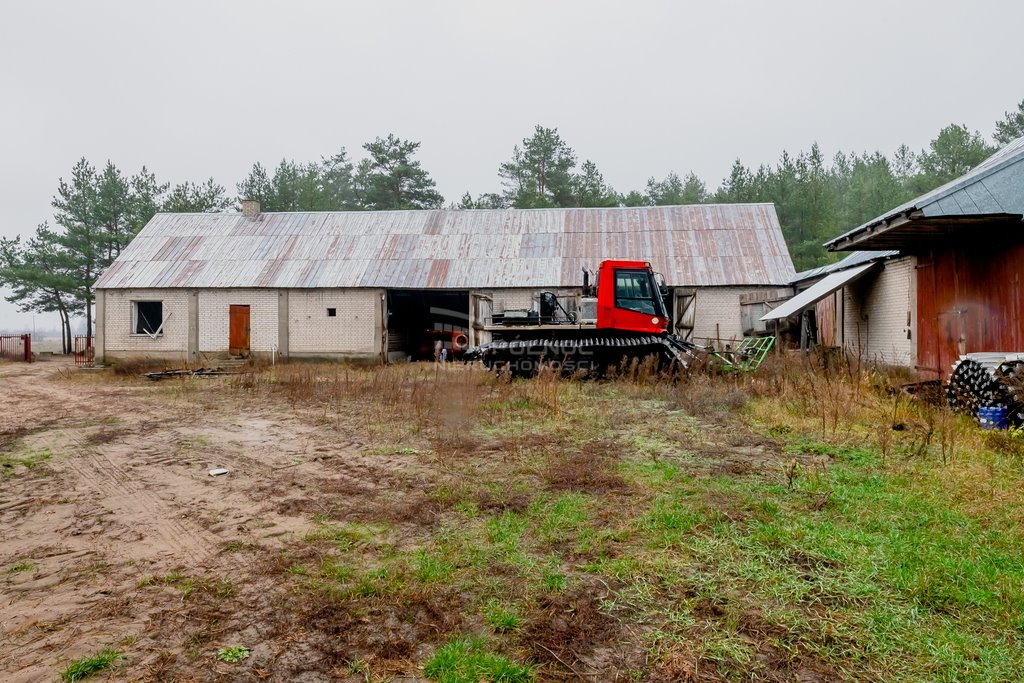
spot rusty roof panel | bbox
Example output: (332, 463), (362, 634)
(95, 205), (794, 289)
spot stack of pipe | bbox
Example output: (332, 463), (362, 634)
(997, 359), (1024, 426)
(946, 352), (1024, 426)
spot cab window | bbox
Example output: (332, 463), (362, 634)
(614, 269), (656, 315)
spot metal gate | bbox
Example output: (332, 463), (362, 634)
(0, 334), (32, 362)
(74, 336), (95, 366)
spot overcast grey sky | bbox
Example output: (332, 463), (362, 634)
(2, 0), (1022, 332)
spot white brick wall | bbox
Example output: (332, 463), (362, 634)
(487, 288), (579, 314)
(841, 256), (915, 367)
(101, 289), (190, 352)
(493, 289), (536, 313)
(198, 289), (279, 353)
(289, 289), (380, 354)
(691, 287), (748, 347)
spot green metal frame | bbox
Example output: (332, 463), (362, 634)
(710, 336), (775, 372)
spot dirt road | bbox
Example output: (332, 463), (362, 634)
(1, 359), (397, 681)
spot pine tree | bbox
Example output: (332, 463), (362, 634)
(0, 228), (80, 352)
(571, 160), (618, 207)
(994, 99), (1024, 145)
(354, 135), (443, 210)
(499, 125), (577, 208)
(163, 179), (233, 213)
(236, 162), (273, 207)
(50, 159), (101, 337)
(917, 124), (995, 187)
(645, 172), (685, 205)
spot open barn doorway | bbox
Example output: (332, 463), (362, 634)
(385, 290), (470, 362)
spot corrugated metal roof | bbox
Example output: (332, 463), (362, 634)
(826, 135), (1024, 249)
(95, 204), (795, 290)
(762, 263), (877, 321)
(792, 250), (899, 283)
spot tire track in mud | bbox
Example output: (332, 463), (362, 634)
(59, 446), (213, 565)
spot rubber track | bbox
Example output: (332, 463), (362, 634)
(478, 334), (699, 375)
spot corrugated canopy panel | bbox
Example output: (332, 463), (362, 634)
(761, 263), (876, 321)
(95, 204), (795, 290)
(792, 250), (899, 283)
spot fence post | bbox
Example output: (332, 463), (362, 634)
(23, 333), (32, 362)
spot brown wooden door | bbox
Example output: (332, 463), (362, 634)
(229, 305), (250, 356)
(673, 289), (696, 342)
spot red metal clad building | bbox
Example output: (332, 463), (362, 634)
(826, 137), (1024, 379)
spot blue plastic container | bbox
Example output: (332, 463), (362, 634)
(978, 406), (1009, 430)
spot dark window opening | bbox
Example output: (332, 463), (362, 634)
(134, 301), (163, 335)
(614, 269), (660, 315)
(327, 308), (337, 317)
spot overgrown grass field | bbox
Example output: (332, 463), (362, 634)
(20, 354), (1024, 681)
(198, 355), (1024, 682)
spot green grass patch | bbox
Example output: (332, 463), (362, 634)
(5, 560), (33, 574)
(620, 458), (685, 488)
(0, 447), (51, 476)
(531, 492), (591, 546)
(541, 566), (567, 592)
(636, 455), (1024, 679)
(784, 438), (878, 466)
(61, 648), (123, 682)
(423, 637), (532, 683)
(483, 600), (522, 632)
(304, 521), (386, 552)
(485, 512), (527, 557)
(216, 645), (250, 663)
(348, 565), (405, 598)
(415, 549), (454, 584)
(163, 570), (184, 584)
(318, 556), (354, 583)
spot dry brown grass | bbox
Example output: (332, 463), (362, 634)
(31, 354), (1024, 683)
(522, 582), (644, 676)
(542, 439), (628, 494)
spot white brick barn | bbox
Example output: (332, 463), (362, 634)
(764, 251), (915, 367)
(93, 202), (795, 364)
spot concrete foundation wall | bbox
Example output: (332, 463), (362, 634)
(841, 256), (916, 368)
(289, 289), (381, 354)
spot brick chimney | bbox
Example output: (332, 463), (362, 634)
(241, 199), (261, 218)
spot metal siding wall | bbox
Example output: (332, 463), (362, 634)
(916, 243), (1024, 379)
(815, 293), (837, 347)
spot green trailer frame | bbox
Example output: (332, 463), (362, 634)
(709, 336), (775, 372)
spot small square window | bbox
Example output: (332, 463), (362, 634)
(327, 308), (337, 317)
(133, 301), (163, 335)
